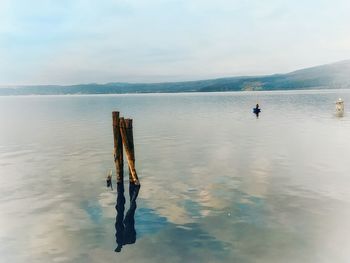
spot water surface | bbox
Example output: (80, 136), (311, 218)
(1, 90), (350, 263)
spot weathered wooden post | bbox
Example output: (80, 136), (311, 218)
(119, 117), (140, 185)
(112, 111), (140, 252)
(112, 111), (124, 183)
(125, 119), (134, 183)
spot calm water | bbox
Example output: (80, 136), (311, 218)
(1, 90), (350, 263)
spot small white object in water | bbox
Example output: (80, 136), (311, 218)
(335, 98), (344, 116)
(228, 212), (231, 217)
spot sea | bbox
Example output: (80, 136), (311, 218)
(0, 89), (350, 263)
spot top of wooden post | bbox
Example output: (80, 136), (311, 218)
(125, 119), (133, 129)
(119, 118), (133, 129)
(119, 117), (125, 128)
(112, 111), (120, 127)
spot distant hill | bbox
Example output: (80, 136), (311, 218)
(1, 60), (350, 95)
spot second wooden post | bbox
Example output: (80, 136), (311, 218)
(120, 118), (140, 185)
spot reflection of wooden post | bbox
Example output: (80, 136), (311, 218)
(120, 118), (140, 185)
(112, 111), (123, 183)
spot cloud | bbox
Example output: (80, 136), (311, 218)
(1, 0), (350, 84)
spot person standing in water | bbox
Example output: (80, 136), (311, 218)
(253, 103), (261, 112)
(253, 103), (261, 117)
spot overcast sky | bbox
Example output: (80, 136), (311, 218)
(1, 0), (350, 85)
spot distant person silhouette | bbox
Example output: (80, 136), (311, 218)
(253, 104), (261, 117)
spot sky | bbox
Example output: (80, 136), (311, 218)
(0, 0), (350, 85)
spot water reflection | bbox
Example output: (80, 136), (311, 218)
(115, 182), (140, 252)
(254, 110), (260, 118)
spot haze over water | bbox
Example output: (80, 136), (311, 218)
(1, 90), (350, 263)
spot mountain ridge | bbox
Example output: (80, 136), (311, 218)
(1, 60), (350, 95)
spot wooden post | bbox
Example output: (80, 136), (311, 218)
(112, 111), (124, 183)
(119, 118), (140, 185)
(125, 119), (134, 183)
